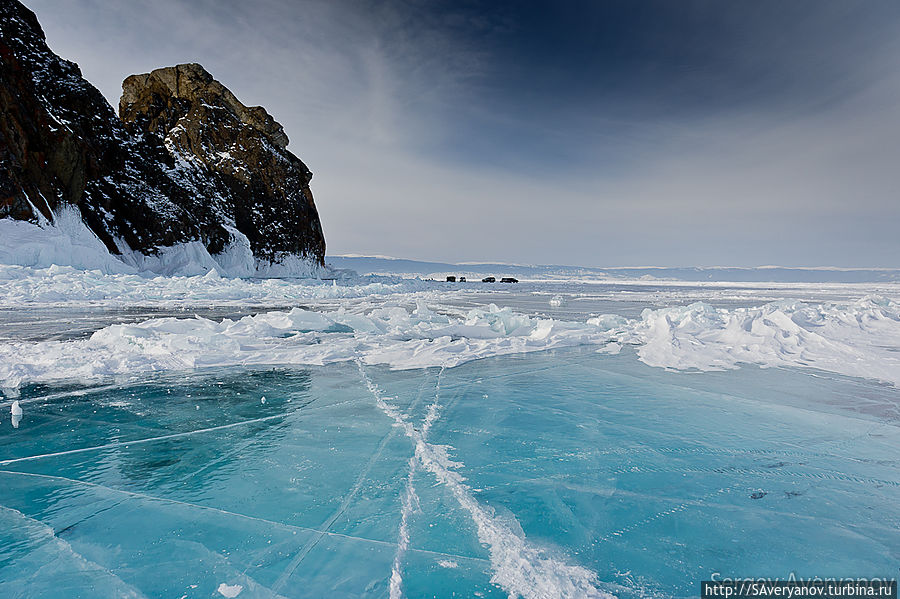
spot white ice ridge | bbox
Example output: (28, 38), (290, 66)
(0, 263), (434, 308)
(0, 302), (614, 391)
(358, 363), (612, 599)
(2, 297), (900, 394)
(614, 296), (900, 386)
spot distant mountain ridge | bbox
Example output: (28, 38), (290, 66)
(327, 255), (900, 283)
(0, 0), (325, 272)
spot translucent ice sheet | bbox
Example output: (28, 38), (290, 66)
(1, 347), (897, 598)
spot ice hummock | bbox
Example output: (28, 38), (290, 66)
(2, 296), (900, 396)
(621, 297), (900, 385)
(10, 399), (22, 428)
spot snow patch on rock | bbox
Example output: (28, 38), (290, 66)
(0, 208), (132, 274)
(1, 213), (323, 279)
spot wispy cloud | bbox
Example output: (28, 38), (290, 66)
(25, 0), (900, 266)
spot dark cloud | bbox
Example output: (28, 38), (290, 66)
(23, 0), (900, 266)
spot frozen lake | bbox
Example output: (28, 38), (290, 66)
(2, 349), (899, 598)
(1, 271), (899, 598)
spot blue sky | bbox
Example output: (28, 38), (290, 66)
(26, 0), (900, 266)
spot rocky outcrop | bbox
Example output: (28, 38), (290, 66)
(120, 64), (324, 263)
(0, 0), (325, 269)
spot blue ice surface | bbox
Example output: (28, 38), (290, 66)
(0, 346), (898, 599)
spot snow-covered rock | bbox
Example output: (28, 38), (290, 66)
(0, 0), (325, 275)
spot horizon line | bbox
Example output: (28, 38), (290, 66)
(326, 254), (900, 272)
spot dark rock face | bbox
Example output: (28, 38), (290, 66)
(0, 0), (325, 267)
(120, 64), (324, 263)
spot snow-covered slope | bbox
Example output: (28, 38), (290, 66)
(0, 210), (324, 278)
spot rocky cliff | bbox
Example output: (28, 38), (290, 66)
(0, 0), (325, 270)
(119, 64), (324, 264)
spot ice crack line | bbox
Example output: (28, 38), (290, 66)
(0, 412), (291, 466)
(0, 469), (485, 565)
(390, 366), (442, 599)
(390, 456), (420, 599)
(358, 361), (613, 599)
(0, 505), (148, 599)
(269, 367), (437, 594)
(596, 483), (743, 543)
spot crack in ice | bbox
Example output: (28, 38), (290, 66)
(389, 456), (420, 599)
(0, 412), (292, 466)
(389, 366), (442, 599)
(0, 470), (485, 565)
(267, 370), (439, 593)
(358, 361), (613, 599)
(0, 505), (148, 599)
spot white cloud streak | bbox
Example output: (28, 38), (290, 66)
(23, 0), (900, 267)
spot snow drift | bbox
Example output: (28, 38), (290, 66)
(0, 212), (323, 279)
